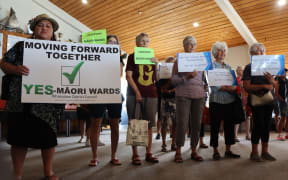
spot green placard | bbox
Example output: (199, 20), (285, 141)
(134, 47), (155, 64)
(82, 29), (107, 44)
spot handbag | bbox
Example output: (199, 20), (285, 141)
(250, 91), (274, 106)
(126, 103), (149, 146)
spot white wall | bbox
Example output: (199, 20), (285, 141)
(225, 44), (250, 70)
(0, 0), (92, 96)
(0, 0), (91, 42)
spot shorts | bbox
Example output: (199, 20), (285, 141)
(160, 98), (176, 129)
(279, 101), (288, 117)
(88, 103), (122, 119)
(126, 96), (157, 128)
(274, 99), (280, 115)
(76, 107), (91, 127)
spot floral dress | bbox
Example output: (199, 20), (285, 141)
(3, 41), (64, 132)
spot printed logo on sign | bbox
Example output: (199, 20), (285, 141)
(61, 62), (84, 86)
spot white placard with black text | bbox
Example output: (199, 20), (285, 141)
(22, 39), (121, 104)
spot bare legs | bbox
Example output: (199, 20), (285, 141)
(11, 146), (57, 179)
(90, 118), (102, 161)
(11, 146), (27, 179)
(110, 118), (120, 160)
(41, 148), (56, 177)
(78, 120), (85, 142)
(90, 117), (120, 163)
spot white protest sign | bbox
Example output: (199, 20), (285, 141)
(177, 52), (212, 72)
(207, 69), (237, 86)
(251, 55), (285, 76)
(22, 39), (121, 104)
(159, 62), (174, 79)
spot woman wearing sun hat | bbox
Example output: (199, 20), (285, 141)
(0, 14), (62, 180)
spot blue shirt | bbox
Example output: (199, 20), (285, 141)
(209, 61), (236, 104)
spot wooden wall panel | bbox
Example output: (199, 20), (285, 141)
(50, 0), (288, 62)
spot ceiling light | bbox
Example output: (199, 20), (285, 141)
(82, 0), (88, 4)
(193, 22), (199, 27)
(278, 0), (286, 6)
(138, 11), (142, 15)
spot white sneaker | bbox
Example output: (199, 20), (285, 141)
(85, 140), (90, 147)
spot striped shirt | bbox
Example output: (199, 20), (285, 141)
(171, 71), (205, 99)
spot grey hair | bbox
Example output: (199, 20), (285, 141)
(183, 36), (197, 47)
(211, 42), (228, 58)
(136, 32), (149, 43)
(236, 66), (243, 71)
(249, 43), (266, 55)
(165, 56), (175, 63)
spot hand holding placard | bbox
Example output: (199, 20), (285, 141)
(251, 55), (285, 76)
(207, 69), (237, 86)
(177, 52), (212, 72)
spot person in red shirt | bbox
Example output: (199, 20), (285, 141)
(125, 33), (159, 165)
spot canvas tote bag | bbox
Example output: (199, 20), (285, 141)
(126, 103), (149, 146)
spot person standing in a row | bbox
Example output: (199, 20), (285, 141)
(209, 42), (240, 160)
(0, 14), (63, 180)
(126, 33), (159, 165)
(172, 36), (205, 163)
(88, 35), (124, 166)
(242, 43), (276, 162)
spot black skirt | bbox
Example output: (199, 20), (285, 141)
(7, 112), (57, 149)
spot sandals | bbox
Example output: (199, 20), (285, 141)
(89, 159), (99, 167)
(145, 153), (159, 163)
(132, 156), (142, 165)
(213, 152), (221, 160)
(110, 158), (122, 166)
(161, 145), (168, 152)
(199, 144), (208, 149)
(174, 153), (183, 163)
(171, 144), (177, 151)
(191, 152), (203, 161)
(44, 175), (58, 180)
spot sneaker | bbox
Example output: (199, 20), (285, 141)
(277, 135), (285, 141)
(155, 133), (161, 140)
(261, 152), (276, 161)
(85, 140), (90, 147)
(224, 151), (240, 159)
(235, 138), (240, 142)
(250, 153), (264, 162)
